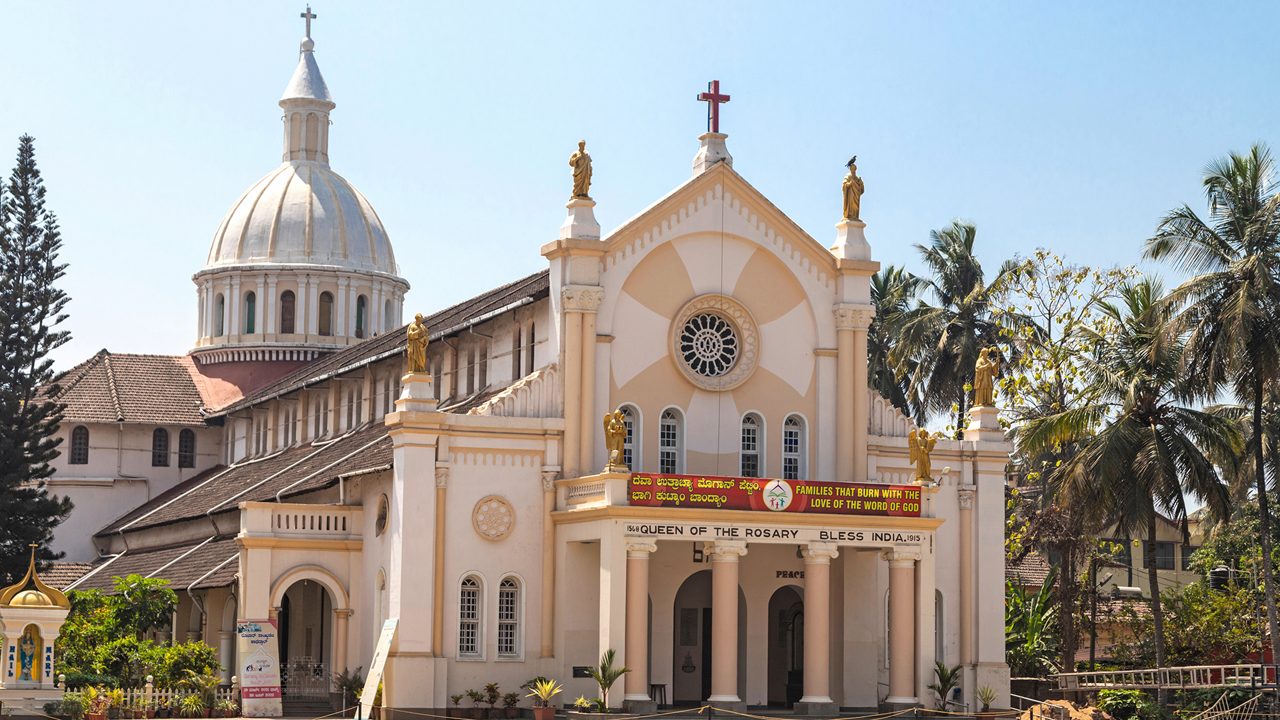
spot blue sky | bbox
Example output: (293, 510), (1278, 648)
(3, 1), (1277, 370)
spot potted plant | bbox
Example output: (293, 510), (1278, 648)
(178, 695), (205, 719)
(484, 684), (502, 719)
(466, 690), (485, 719)
(216, 700), (239, 718)
(525, 679), (562, 720)
(105, 689), (126, 720)
(927, 661), (962, 712)
(334, 667), (365, 711)
(60, 691), (88, 720)
(502, 692), (521, 718)
(585, 649), (630, 712)
(450, 695), (465, 718)
(85, 687), (111, 720)
(154, 699), (170, 719)
(976, 686), (997, 714)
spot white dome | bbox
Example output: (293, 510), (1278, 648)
(204, 161), (397, 276)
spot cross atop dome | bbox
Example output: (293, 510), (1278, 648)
(300, 5), (317, 39)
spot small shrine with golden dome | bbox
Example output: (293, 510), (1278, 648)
(0, 545), (70, 712)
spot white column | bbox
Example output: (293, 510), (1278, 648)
(371, 283), (383, 335)
(959, 486), (975, 668)
(218, 631), (234, 684)
(306, 276), (319, 337)
(707, 540), (747, 705)
(336, 276), (350, 339)
(266, 276), (278, 336)
(623, 540), (658, 705)
(885, 548), (921, 706)
(229, 276), (242, 341)
(800, 543), (839, 708)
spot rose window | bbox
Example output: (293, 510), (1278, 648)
(679, 313), (739, 377)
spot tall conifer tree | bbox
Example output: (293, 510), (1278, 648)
(0, 135), (73, 583)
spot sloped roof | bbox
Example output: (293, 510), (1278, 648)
(42, 562), (93, 590)
(70, 537), (239, 592)
(1007, 551), (1052, 588)
(214, 269), (549, 416)
(50, 351), (211, 425)
(100, 423), (392, 534)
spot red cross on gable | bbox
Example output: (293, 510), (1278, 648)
(697, 80), (731, 133)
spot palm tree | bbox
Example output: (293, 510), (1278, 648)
(585, 648), (629, 710)
(1021, 279), (1238, 704)
(869, 265), (925, 422)
(892, 222), (1029, 434)
(1144, 144), (1280, 660)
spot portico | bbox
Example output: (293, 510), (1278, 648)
(554, 477), (946, 712)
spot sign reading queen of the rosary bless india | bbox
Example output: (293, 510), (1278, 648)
(628, 474), (921, 517)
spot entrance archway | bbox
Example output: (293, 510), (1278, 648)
(277, 579), (332, 702)
(670, 570), (747, 704)
(767, 586), (804, 707)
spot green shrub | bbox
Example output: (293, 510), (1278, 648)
(1097, 689), (1157, 720)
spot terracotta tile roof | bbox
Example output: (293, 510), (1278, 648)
(100, 423), (392, 534)
(49, 351), (211, 425)
(1008, 551), (1053, 588)
(42, 562), (93, 589)
(214, 269), (549, 416)
(69, 537), (239, 592)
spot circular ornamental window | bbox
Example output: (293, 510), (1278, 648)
(680, 313), (739, 377)
(670, 294), (758, 392)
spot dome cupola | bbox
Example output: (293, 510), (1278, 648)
(192, 8), (409, 365)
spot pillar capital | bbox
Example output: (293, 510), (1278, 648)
(958, 485), (976, 509)
(882, 547), (922, 566)
(833, 303), (875, 331)
(705, 539), (748, 560)
(562, 285), (604, 313)
(802, 542), (840, 563)
(334, 607), (354, 619)
(541, 469), (559, 492)
(626, 539), (658, 558)
(435, 465), (450, 488)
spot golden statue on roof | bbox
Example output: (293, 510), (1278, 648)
(973, 346), (1002, 408)
(604, 410), (628, 471)
(842, 156), (864, 222)
(907, 428), (937, 484)
(406, 314), (428, 374)
(570, 140), (592, 199)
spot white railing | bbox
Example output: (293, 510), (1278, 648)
(62, 684), (239, 707)
(1056, 664), (1278, 690)
(557, 473), (630, 510)
(468, 364), (561, 418)
(274, 509), (351, 535)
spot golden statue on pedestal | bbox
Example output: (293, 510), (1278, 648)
(406, 313), (428, 374)
(973, 346), (1002, 408)
(570, 140), (592, 199)
(842, 156), (864, 221)
(603, 409), (627, 471)
(908, 428), (937, 483)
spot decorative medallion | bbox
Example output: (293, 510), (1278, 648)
(472, 495), (516, 541)
(670, 294), (758, 391)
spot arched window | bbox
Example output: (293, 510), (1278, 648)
(659, 409), (683, 474)
(213, 294), (225, 337)
(69, 426), (89, 465)
(618, 405), (639, 470)
(355, 295), (367, 339)
(244, 291), (256, 334)
(458, 575), (482, 658)
(151, 428), (170, 467)
(280, 290), (296, 334)
(178, 429), (196, 468)
(497, 577), (521, 658)
(740, 413), (762, 478)
(318, 291), (334, 336)
(782, 415), (806, 480)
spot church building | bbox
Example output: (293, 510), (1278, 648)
(34, 13), (1010, 716)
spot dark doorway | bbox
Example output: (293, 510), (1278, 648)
(767, 586), (804, 707)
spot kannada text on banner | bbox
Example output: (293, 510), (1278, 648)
(628, 474), (921, 517)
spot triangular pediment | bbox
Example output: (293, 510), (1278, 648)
(599, 162), (841, 291)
